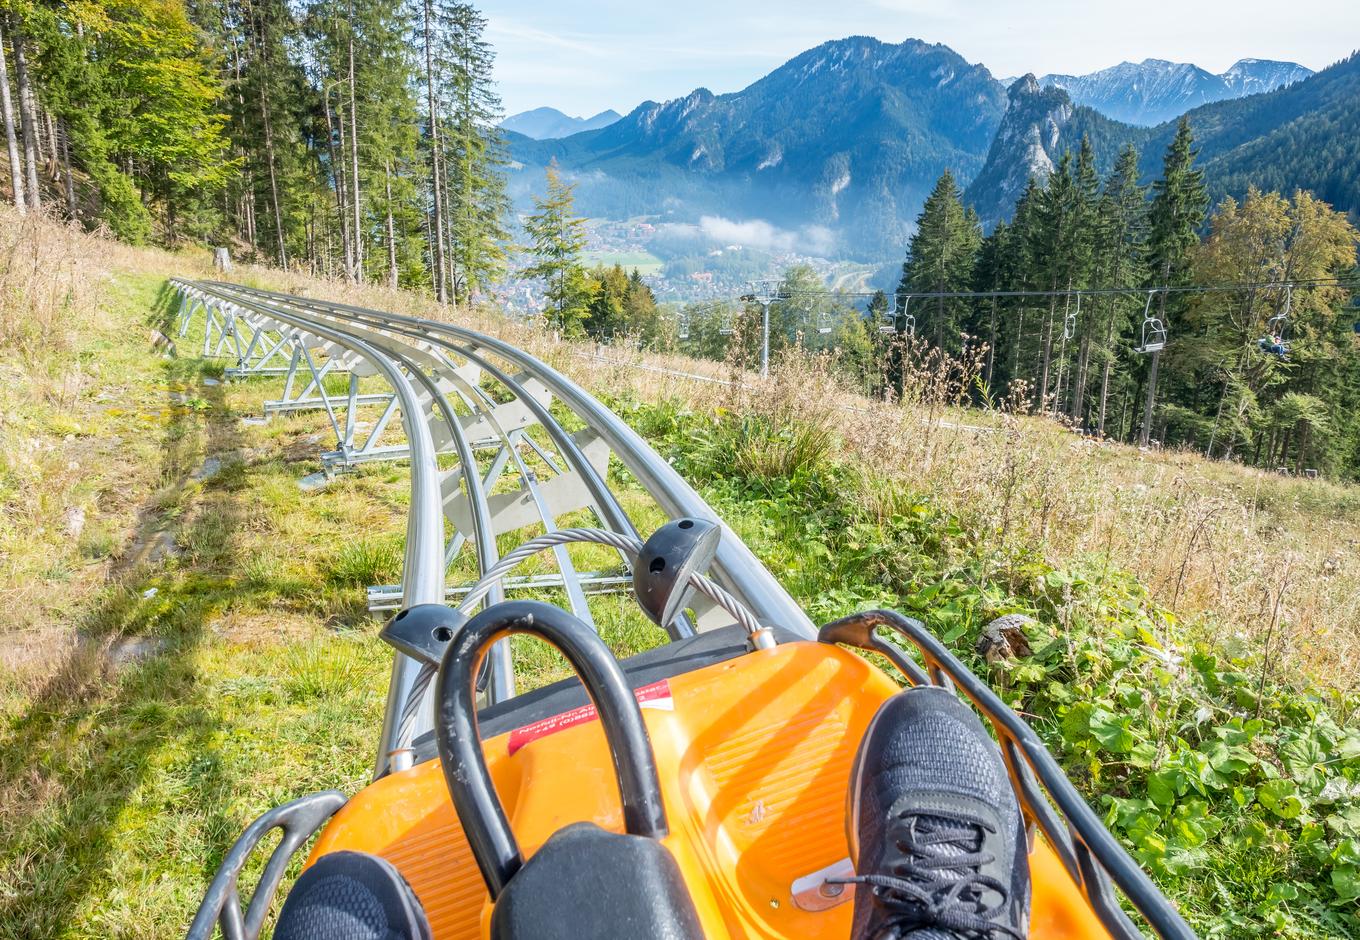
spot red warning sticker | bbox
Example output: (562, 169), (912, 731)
(507, 679), (673, 755)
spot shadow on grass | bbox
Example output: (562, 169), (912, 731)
(0, 291), (249, 938)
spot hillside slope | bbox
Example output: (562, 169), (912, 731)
(1139, 51), (1360, 217)
(2, 217), (1358, 938)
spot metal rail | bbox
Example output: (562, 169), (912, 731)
(170, 278), (814, 779)
(174, 278), (1196, 940)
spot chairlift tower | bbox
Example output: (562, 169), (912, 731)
(750, 279), (785, 378)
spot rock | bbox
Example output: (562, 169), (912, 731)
(108, 635), (167, 666)
(193, 456), (221, 481)
(298, 471), (331, 491)
(150, 329), (177, 358)
(976, 614), (1035, 666)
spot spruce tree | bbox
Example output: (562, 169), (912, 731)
(899, 170), (980, 354)
(523, 163), (589, 333)
(1093, 145), (1149, 436)
(1142, 116), (1209, 443)
(436, 2), (509, 305)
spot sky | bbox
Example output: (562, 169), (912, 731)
(481, 0), (1360, 118)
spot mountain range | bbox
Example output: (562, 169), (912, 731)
(500, 107), (623, 140)
(969, 52), (1360, 227)
(503, 38), (1355, 258)
(507, 38), (1006, 254)
(1038, 58), (1312, 125)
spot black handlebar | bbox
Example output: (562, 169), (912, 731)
(434, 600), (669, 898)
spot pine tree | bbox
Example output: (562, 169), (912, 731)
(1142, 116), (1209, 443)
(523, 163), (589, 333)
(1092, 145), (1148, 436)
(971, 221), (1009, 390)
(997, 177), (1043, 399)
(1030, 152), (1079, 409)
(899, 170), (980, 354)
(1064, 137), (1102, 419)
(435, 2), (509, 304)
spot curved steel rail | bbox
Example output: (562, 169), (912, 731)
(173, 278), (1196, 940)
(169, 277), (813, 782)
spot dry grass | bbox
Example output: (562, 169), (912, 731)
(196, 245), (1360, 694)
(576, 343), (1360, 696)
(3, 207), (1355, 698)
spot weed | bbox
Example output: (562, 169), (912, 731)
(326, 536), (404, 588)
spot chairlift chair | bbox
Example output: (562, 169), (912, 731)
(1259, 286), (1293, 360)
(1063, 294), (1080, 341)
(878, 295), (912, 334)
(1134, 318), (1167, 354)
(1133, 292), (1166, 354)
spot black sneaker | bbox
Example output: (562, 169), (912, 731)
(274, 850), (432, 940)
(838, 686), (1030, 940)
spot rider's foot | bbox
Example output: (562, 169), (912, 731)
(274, 850), (432, 940)
(839, 685), (1030, 940)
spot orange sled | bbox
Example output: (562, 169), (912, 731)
(185, 525), (1195, 940)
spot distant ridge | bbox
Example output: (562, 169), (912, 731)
(1039, 58), (1313, 125)
(500, 107), (623, 140)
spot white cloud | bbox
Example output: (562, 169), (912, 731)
(661, 215), (837, 255)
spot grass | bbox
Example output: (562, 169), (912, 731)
(0, 210), (1357, 937)
(617, 389), (1360, 937)
(580, 249), (665, 277)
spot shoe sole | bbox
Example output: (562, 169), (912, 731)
(844, 690), (897, 868)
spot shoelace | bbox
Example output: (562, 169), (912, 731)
(830, 812), (1023, 940)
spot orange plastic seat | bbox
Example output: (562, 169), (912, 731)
(308, 640), (1110, 939)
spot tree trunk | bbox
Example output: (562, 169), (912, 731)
(59, 121), (75, 217)
(323, 90), (352, 281)
(384, 162), (398, 289)
(422, 0), (447, 303)
(1070, 296), (1090, 425)
(1038, 293), (1056, 410)
(1096, 298), (1117, 436)
(10, 18), (40, 211)
(42, 108), (56, 176)
(0, 21), (25, 213)
(347, 33), (363, 282)
(258, 76), (287, 266)
(934, 289), (945, 352)
(439, 139), (456, 304)
(985, 296), (997, 389)
(1139, 349), (1161, 447)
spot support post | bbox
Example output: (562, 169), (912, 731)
(760, 301), (770, 379)
(1139, 349), (1160, 448)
